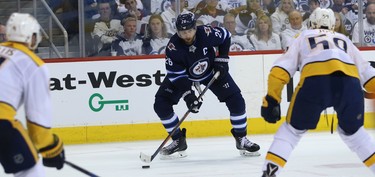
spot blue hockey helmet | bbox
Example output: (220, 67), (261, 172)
(176, 12), (196, 31)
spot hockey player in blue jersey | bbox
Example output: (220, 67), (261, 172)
(153, 12), (260, 159)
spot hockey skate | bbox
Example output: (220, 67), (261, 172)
(159, 128), (188, 160)
(231, 129), (261, 157)
(261, 163), (278, 177)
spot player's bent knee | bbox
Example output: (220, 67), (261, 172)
(274, 123), (306, 148)
(338, 123), (361, 136)
(154, 96), (174, 118)
(225, 93), (245, 113)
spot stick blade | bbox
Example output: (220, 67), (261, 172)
(139, 152), (152, 163)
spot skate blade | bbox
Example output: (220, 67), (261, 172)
(159, 151), (187, 160)
(239, 150), (261, 157)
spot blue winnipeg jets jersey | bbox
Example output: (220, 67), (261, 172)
(165, 25), (231, 90)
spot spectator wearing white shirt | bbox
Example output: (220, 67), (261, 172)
(280, 10), (306, 50)
(249, 15), (282, 50)
(92, 2), (123, 54)
(352, 3), (375, 47)
(143, 14), (171, 55)
(270, 0), (295, 35)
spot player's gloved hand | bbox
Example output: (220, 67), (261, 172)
(214, 57), (229, 80)
(261, 95), (281, 123)
(39, 134), (65, 170)
(183, 90), (202, 113)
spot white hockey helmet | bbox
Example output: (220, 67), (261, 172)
(6, 13), (42, 50)
(309, 8), (336, 30)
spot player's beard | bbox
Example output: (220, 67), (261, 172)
(183, 36), (195, 45)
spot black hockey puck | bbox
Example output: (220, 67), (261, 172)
(142, 165), (150, 169)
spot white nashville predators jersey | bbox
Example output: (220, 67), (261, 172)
(274, 29), (375, 86)
(0, 42), (52, 128)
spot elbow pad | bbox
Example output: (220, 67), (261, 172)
(364, 77), (375, 94)
(27, 120), (54, 151)
(267, 67), (290, 103)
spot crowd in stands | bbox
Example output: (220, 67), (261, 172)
(44, 0), (375, 57)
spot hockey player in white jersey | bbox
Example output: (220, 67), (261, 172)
(260, 8), (375, 176)
(0, 13), (65, 177)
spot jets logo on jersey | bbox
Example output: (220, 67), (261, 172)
(189, 57), (210, 78)
(204, 26), (212, 36)
(167, 42), (176, 51)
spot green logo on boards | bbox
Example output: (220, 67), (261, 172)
(89, 93), (129, 112)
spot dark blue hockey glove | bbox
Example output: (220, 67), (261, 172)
(214, 58), (229, 80)
(183, 90), (202, 113)
(261, 95), (281, 123)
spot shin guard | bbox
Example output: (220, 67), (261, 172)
(263, 123), (306, 176)
(338, 126), (375, 173)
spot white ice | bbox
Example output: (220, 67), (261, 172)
(1, 130), (374, 177)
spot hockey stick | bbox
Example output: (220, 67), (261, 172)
(140, 71), (221, 163)
(65, 160), (99, 177)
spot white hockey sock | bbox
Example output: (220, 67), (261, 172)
(338, 126), (375, 174)
(263, 122), (306, 176)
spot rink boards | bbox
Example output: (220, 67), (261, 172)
(18, 50), (375, 144)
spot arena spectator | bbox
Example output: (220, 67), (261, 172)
(235, 0), (266, 34)
(262, 0), (277, 15)
(352, 3), (375, 47)
(320, 0), (333, 8)
(117, 0), (143, 14)
(92, 2), (123, 55)
(143, 14), (171, 55)
(0, 23), (6, 42)
(295, 0), (310, 11)
(223, 13), (255, 51)
(270, 0), (295, 35)
(302, 0), (320, 24)
(280, 10), (306, 50)
(249, 15), (281, 50)
(331, 0), (357, 34)
(195, 0), (227, 27)
(334, 12), (350, 37)
(161, 0), (187, 36)
(188, 0), (231, 13)
(111, 16), (144, 56)
(220, 0), (248, 15)
(97, 0), (119, 18)
(119, 0), (150, 36)
(119, 0), (149, 21)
